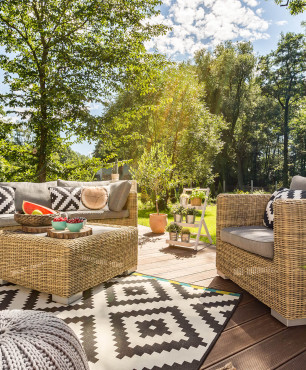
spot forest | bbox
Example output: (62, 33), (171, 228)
(0, 0), (305, 197)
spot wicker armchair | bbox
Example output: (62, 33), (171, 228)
(216, 194), (306, 326)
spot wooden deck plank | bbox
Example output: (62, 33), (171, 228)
(202, 327), (306, 370)
(137, 226), (305, 370)
(201, 315), (286, 368)
(224, 300), (270, 330)
(276, 351), (306, 369)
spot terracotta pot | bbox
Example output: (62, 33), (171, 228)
(149, 213), (168, 234)
(190, 197), (202, 206)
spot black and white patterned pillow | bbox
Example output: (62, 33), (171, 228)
(264, 188), (306, 229)
(49, 187), (81, 212)
(0, 186), (16, 214)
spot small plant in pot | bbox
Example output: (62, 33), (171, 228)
(180, 193), (189, 207)
(181, 228), (191, 243)
(185, 207), (198, 224)
(131, 144), (177, 234)
(171, 204), (185, 223)
(166, 223), (182, 241)
(190, 188), (206, 206)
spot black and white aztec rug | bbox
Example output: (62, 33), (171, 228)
(0, 273), (241, 370)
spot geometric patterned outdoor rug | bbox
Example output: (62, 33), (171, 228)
(0, 273), (241, 370)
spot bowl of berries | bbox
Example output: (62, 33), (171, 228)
(66, 218), (84, 232)
(51, 216), (67, 230)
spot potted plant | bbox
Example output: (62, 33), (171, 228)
(180, 193), (189, 207)
(131, 144), (177, 233)
(181, 227), (191, 243)
(190, 188), (206, 206)
(185, 207), (198, 224)
(166, 223), (182, 241)
(171, 204), (185, 223)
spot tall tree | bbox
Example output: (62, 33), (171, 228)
(274, 0), (306, 15)
(195, 42), (256, 188)
(0, 0), (168, 181)
(94, 64), (225, 187)
(258, 32), (305, 186)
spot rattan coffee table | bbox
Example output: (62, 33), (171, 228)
(0, 224), (138, 304)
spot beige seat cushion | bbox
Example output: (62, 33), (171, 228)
(220, 226), (274, 259)
(0, 214), (19, 227)
(66, 209), (129, 220)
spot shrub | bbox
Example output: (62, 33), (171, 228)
(181, 227), (191, 234)
(166, 223), (182, 233)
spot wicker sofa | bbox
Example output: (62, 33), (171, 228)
(216, 179), (306, 326)
(0, 179), (138, 230)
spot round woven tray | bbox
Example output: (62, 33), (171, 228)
(14, 212), (59, 226)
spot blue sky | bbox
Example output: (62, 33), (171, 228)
(1, 1), (304, 155)
(73, 0), (305, 155)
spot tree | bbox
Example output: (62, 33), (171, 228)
(95, 63), (225, 187)
(258, 32), (305, 186)
(274, 0), (306, 15)
(130, 144), (177, 213)
(0, 0), (168, 182)
(195, 42), (256, 188)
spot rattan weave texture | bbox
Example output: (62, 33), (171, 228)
(216, 194), (306, 320)
(14, 212), (59, 226)
(0, 224), (138, 298)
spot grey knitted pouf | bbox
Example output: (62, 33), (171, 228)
(0, 310), (89, 370)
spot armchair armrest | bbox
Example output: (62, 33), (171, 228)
(274, 199), (306, 265)
(216, 194), (271, 240)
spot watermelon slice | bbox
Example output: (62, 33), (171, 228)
(22, 201), (57, 215)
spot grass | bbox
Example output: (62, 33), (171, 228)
(138, 205), (217, 245)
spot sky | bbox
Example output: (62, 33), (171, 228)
(1, 0), (304, 155)
(72, 0), (305, 156)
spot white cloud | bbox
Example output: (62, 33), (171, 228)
(243, 0), (259, 6)
(275, 20), (288, 26)
(146, 0), (270, 59)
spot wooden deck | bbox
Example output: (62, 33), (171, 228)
(137, 226), (306, 370)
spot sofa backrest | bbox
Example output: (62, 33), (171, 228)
(0, 181), (57, 211)
(57, 179), (110, 187)
(58, 179), (133, 212)
(290, 175), (306, 191)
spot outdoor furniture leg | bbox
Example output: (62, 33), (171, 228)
(52, 292), (83, 305)
(217, 270), (229, 279)
(271, 309), (306, 327)
(122, 266), (137, 275)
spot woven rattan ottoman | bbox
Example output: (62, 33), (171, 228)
(0, 224), (138, 304)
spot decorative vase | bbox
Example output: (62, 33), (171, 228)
(111, 174), (119, 182)
(190, 198), (201, 206)
(186, 215), (195, 224)
(149, 213), (168, 234)
(173, 214), (182, 223)
(169, 232), (178, 241)
(181, 233), (190, 243)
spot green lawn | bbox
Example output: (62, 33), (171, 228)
(138, 205), (217, 244)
